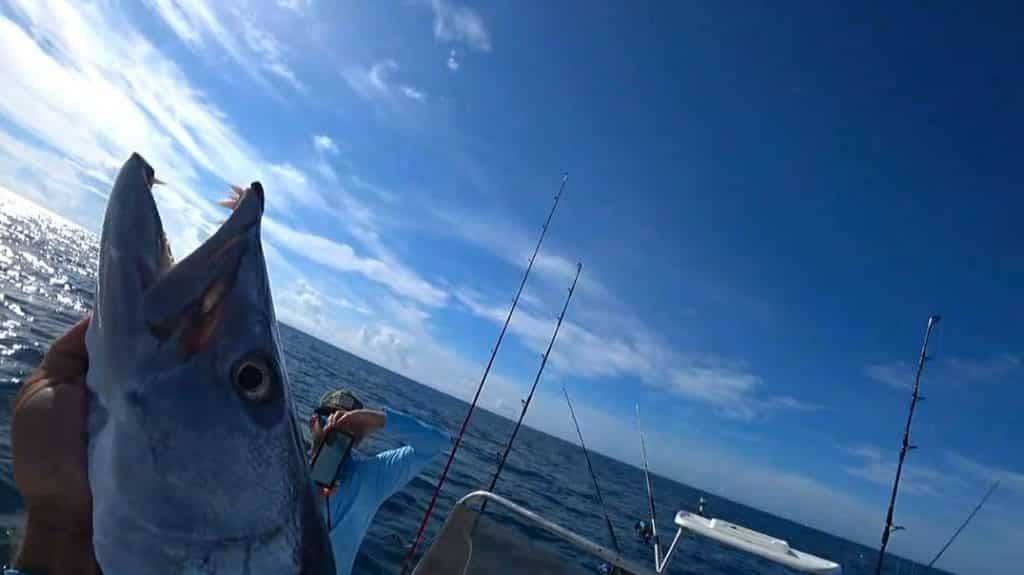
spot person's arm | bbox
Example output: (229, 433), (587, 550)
(365, 408), (448, 498)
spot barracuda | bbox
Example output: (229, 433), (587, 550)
(84, 153), (335, 574)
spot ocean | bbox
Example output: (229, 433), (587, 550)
(0, 190), (946, 574)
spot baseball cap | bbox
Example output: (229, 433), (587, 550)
(315, 389), (364, 415)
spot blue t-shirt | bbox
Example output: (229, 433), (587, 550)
(322, 408), (447, 575)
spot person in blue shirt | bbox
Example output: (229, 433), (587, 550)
(308, 389), (447, 575)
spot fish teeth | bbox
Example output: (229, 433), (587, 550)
(218, 185), (247, 211)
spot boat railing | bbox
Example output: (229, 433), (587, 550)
(412, 490), (658, 575)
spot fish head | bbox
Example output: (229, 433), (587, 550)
(86, 153), (333, 572)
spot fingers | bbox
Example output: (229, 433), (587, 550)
(309, 414), (325, 452)
(325, 410), (345, 430)
(17, 317), (91, 412)
(42, 316), (90, 367)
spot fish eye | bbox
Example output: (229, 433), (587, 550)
(233, 355), (277, 403)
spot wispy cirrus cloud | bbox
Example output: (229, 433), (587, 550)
(866, 353), (1022, 390)
(945, 353), (1021, 383)
(344, 59), (428, 103)
(400, 85), (427, 101)
(426, 196), (819, 420)
(428, 0), (491, 52)
(240, 16), (305, 92)
(264, 218), (448, 307)
(454, 286), (818, 420)
(947, 451), (1024, 495)
(841, 443), (963, 497)
(275, 0), (310, 12)
(144, 0), (304, 92)
(865, 361), (916, 390)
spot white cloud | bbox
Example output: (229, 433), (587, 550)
(841, 443), (963, 497)
(367, 59), (398, 92)
(427, 199), (820, 420)
(429, 0), (491, 52)
(349, 174), (396, 203)
(344, 59), (428, 103)
(144, 0), (204, 46)
(264, 163), (335, 214)
(428, 202), (615, 303)
(447, 49), (460, 71)
(144, 0), (249, 70)
(947, 451), (1024, 495)
(144, 0), (303, 93)
(264, 218), (448, 307)
(240, 17), (305, 92)
(945, 353), (1021, 383)
(454, 287), (816, 420)
(271, 270), (518, 406)
(865, 361), (915, 390)
(312, 134), (339, 156)
(867, 353), (1022, 391)
(276, 0), (310, 12)
(400, 85), (427, 101)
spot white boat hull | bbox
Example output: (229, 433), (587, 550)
(675, 511), (842, 574)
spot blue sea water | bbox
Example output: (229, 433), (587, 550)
(0, 191), (947, 574)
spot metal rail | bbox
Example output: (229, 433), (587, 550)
(413, 491), (658, 575)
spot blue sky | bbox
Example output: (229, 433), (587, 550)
(0, 0), (1021, 572)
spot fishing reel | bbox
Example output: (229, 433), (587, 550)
(634, 519), (653, 545)
(596, 562), (630, 575)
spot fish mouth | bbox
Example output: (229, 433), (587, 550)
(96, 153), (266, 348)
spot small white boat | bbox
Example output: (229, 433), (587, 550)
(675, 511), (842, 574)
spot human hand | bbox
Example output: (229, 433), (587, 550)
(310, 409), (386, 497)
(10, 316), (98, 573)
(323, 408), (386, 440)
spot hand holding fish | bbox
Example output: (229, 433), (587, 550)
(10, 317), (99, 575)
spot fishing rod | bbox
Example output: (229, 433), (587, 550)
(635, 403), (684, 573)
(875, 315), (941, 575)
(563, 386), (622, 554)
(482, 262), (582, 512)
(927, 480), (999, 570)
(400, 174), (569, 573)
(637, 403), (660, 557)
